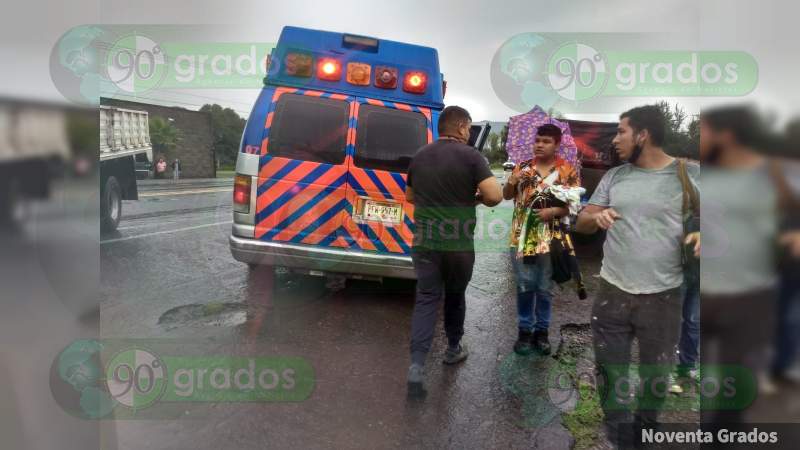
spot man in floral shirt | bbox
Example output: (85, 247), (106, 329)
(502, 124), (580, 355)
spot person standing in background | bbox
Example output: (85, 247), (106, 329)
(172, 158), (181, 182)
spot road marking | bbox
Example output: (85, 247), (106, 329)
(101, 220), (233, 244)
(139, 187), (232, 197)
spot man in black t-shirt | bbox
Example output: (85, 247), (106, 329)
(405, 105), (502, 397)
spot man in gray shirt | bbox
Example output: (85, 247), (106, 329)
(576, 105), (699, 446)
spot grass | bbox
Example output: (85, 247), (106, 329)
(216, 170), (236, 178)
(562, 381), (604, 450)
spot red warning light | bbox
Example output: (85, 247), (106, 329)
(317, 58), (342, 81)
(403, 71), (427, 94)
(374, 66), (398, 89)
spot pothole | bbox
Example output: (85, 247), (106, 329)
(158, 302), (250, 330)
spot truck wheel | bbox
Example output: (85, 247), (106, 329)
(101, 176), (122, 232)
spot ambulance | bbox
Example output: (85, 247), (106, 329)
(229, 26), (490, 280)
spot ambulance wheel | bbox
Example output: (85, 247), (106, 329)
(101, 176), (122, 233)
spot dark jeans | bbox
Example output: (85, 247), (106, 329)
(409, 248), (475, 366)
(677, 276), (700, 369)
(701, 289), (775, 426)
(591, 278), (682, 445)
(773, 275), (800, 374)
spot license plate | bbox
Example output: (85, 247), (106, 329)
(361, 200), (403, 225)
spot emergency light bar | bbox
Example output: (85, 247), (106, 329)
(269, 27), (445, 109)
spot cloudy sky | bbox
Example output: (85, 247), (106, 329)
(3, 0), (799, 125)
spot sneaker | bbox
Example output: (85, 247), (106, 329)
(670, 368), (699, 394)
(443, 343), (469, 365)
(513, 329), (533, 355)
(668, 373), (684, 394)
(533, 329), (551, 355)
(407, 363), (426, 398)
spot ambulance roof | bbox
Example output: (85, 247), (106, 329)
(266, 26), (444, 109)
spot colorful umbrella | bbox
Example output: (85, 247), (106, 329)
(506, 105), (580, 170)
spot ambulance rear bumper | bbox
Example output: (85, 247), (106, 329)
(229, 234), (416, 279)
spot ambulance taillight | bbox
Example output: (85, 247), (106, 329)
(317, 58), (342, 81)
(284, 52), (313, 77)
(403, 71), (427, 94)
(233, 175), (251, 213)
(374, 66), (398, 89)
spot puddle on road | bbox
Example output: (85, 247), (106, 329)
(158, 302), (250, 330)
(497, 322), (595, 429)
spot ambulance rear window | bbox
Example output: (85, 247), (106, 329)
(354, 104), (427, 173)
(267, 94), (348, 164)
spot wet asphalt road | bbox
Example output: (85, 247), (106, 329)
(100, 176), (603, 449)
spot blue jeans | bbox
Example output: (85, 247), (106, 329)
(509, 249), (553, 332)
(677, 277), (700, 369)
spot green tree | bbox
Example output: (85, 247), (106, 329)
(200, 104), (246, 168)
(484, 132), (508, 164)
(149, 116), (180, 157)
(66, 111), (98, 158)
(655, 101), (698, 159)
(500, 123), (509, 154)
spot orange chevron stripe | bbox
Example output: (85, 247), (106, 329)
(260, 137), (269, 156)
(263, 169), (343, 239)
(348, 168), (388, 202)
(394, 102), (412, 111)
(348, 100), (357, 119)
(330, 93), (348, 100)
(274, 87), (297, 98)
(427, 128), (433, 143)
(365, 98), (383, 106)
(373, 170), (406, 199)
(256, 162), (318, 213)
(272, 189), (343, 241)
(419, 107), (431, 123)
(301, 209), (343, 245)
(304, 90), (324, 97)
(265, 111), (274, 128)
(258, 156), (291, 180)
(341, 213), (377, 251)
(330, 235), (349, 248)
(255, 222), (268, 239)
(379, 225), (403, 253)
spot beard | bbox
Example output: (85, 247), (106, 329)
(702, 143), (724, 165)
(627, 143), (644, 164)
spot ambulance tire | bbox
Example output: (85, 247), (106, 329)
(101, 176), (122, 233)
